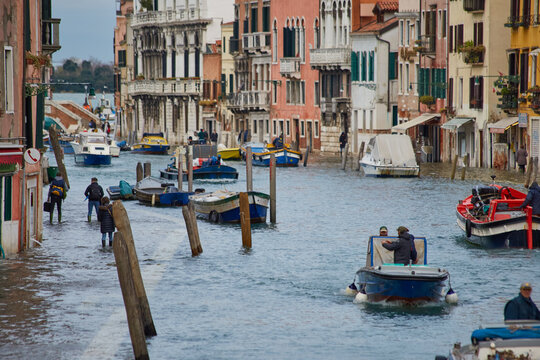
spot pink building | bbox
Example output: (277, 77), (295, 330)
(270, 0), (321, 150)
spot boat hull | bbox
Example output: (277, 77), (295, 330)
(74, 153), (111, 166)
(135, 189), (192, 206)
(132, 144), (170, 155)
(159, 165), (238, 181)
(456, 211), (540, 248)
(360, 163), (419, 177)
(252, 149), (302, 167)
(356, 265), (448, 303)
(190, 191), (269, 223)
(218, 148), (241, 160)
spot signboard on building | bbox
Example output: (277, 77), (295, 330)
(519, 112), (528, 128)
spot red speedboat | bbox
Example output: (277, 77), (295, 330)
(456, 183), (540, 248)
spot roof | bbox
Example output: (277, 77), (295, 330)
(353, 17), (398, 34)
(374, 1), (399, 12)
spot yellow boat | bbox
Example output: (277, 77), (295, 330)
(217, 147), (241, 160)
(132, 132), (170, 155)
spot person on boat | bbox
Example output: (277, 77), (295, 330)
(381, 226), (418, 265)
(518, 181), (540, 215)
(48, 173), (68, 224)
(516, 145), (528, 173)
(379, 226), (388, 236)
(272, 134), (284, 149)
(85, 177), (104, 222)
(97, 196), (115, 247)
(504, 282), (540, 321)
(105, 121), (111, 136)
(339, 132), (347, 156)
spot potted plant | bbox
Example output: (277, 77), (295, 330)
(25, 51), (51, 68)
(419, 95), (435, 106)
(458, 41), (485, 64)
(527, 85), (540, 93)
(135, 74), (145, 80)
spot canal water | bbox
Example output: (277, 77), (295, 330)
(1, 152), (539, 359)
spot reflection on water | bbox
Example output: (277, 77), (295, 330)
(0, 152), (539, 359)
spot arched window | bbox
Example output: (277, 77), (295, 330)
(301, 18), (306, 62)
(272, 19), (278, 63)
(314, 18), (320, 49)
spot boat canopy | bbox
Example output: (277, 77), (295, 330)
(366, 134), (418, 167)
(366, 236), (426, 266)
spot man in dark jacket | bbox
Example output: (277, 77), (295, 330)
(504, 282), (540, 321)
(339, 132), (347, 156)
(84, 177), (104, 222)
(381, 226), (418, 265)
(48, 174), (67, 224)
(98, 196), (115, 247)
(519, 182), (540, 215)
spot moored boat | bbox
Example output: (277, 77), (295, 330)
(252, 144), (302, 167)
(70, 130), (112, 166)
(189, 190), (269, 223)
(159, 157), (238, 182)
(106, 180), (134, 200)
(132, 132), (170, 155)
(217, 145), (242, 160)
(359, 134), (419, 177)
(133, 177), (193, 206)
(436, 321), (540, 360)
(456, 183), (540, 248)
(353, 236), (450, 303)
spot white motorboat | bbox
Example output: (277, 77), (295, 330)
(70, 130), (112, 166)
(359, 134), (419, 177)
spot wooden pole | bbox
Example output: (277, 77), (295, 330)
(341, 143), (349, 170)
(176, 147), (183, 191)
(181, 202), (202, 256)
(460, 153), (469, 180)
(303, 146), (310, 167)
(270, 153), (276, 224)
(112, 232), (149, 360)
(533, 157), (539, 184)
(187, 149), (193, 193)
(525, 156), (534, 188)
(356, 141), (365, 171)
(48, 127), (70, 188)
(136, 162), (143, 183)
(112, 201), (157, 337)
(239, 192), (252, 248)
(143, 162), (151, 178)
(246, 147), (253, 192)
(526, 206), (533, 250)
(450, 154), (459, 180)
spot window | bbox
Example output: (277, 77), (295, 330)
(223, 37), (226, 53)
(229, 74), (234, 94)
(368, 51), (374, 81)
(459, 77), (463, 109)
(533, 55), (538, 87)
(361, 51), (367, 81)
(351, 51), (359, 81)
(438, 10), (442, 39)
(282, 27), (296, 57)
(456, 24), (464, 50)
(266, 120), (269, 134)
(399, 63), (403, 93)
(262, 7), (270, 32)
(3, 176), (12, 221)
(399, 20), (404, 45)
(389, 52), (397, 80)
(314, 19), (320, 49)
(286, 120), (290, 136)
(415, 64), (419, 94)
(251, 6), (258, 33)
(272, 21), (278, 62)
(314, 81), (320, 106)
(469, 76), (483, 109)
(314, 121), (319, 137)
(4, 47), (14, 113)
(449, 25), (453, 53)
(521, 52), (529, 93)
(253, 119), (258, 134)
(286, 80), (305, 104)
(279, 119), (284, 134)
(273, 81), (277, 104)
(118, 50), (126, 67)
(442, 10), (447, 38)
(448, 77), (454, 108)
(273, 120), (277, 135)
(406, 20), (410, 45)
(301, 81), (305, 104)
(406, 63), (410, 92)
(300, 121), (305, 136)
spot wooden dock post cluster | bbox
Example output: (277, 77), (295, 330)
(111, 201), (156, 360)
(143, 162), (151, 178)
(48, 127), (70, 188)
(136, 162), (143, 182)
(450, 153), (469, 181)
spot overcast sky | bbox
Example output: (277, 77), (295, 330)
(53, 0), (116, 64)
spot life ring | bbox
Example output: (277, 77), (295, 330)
(209, 210), (219, 223)
(465, 218), (472, 238)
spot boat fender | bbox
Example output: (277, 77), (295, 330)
(465, 219), (472, 238)
(445, 288), (459, 304)
(411, 271), (415, 275)
(353, 291), (368, 304)
(345, 282), (358, 296)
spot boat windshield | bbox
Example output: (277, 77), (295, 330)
(366, 236), (427, 266)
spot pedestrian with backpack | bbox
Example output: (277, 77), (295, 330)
(48, 174), (68, 224)
(84, 177), (104, 222)
(97, 196), (115, 247)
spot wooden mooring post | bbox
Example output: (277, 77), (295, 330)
(239, 192), (252, 248)
(136, 162), (143, 182)
(187, 146), (193, 192)
(303, 146), (309, 167)
(112, 232), (149, 360)
(525, 156), (535, 188)
(450, 155), (459, 180)
(175, 147), (183, 191)
(246, 147), (253, 192)
(460, 153), (469, 180)
(112, 200), (157, 337)
(48, 127), (70, 188)
(143, 162), (151, 178)
(533, 157), (539, 184)
(356, 142), (365, 171)
(181, 202), (202, 256)
(270, 153), (276, 224)
(341, 143), (349, 170)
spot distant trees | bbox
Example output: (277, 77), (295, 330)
(52, 58), (114, 93)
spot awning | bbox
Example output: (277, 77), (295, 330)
(488, 117), (518, 134)
(441, 117), (474, 130)
(0, 145), (24, 166)
(391, 113), (440, 133)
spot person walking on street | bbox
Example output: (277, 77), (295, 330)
(210, 130), (218, 144)
(519, 181), (540, 215)
(48, 174), (68, 224)
(516, 145), (528, 173)
(98, 196), (115, 247)
(85, 177), (104, 222)
(504, 282), (540, 321)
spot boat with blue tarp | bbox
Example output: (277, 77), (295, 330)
(189, 190), (269, 223)
(353, 235), (450, 303)
(106, 180), (135, 200)
(132, 132), (170, 155)
(160, 157), (238, 182)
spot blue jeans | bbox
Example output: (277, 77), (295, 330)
(101, 232), (113, 241)
(88, 200), (100, 217)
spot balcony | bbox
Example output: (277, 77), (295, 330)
(414, 35), (435, 54)
(505, 15), (535, 28)
(309, 47), (350, 70)
(463, 0), (484, 12)
(320, 97), (350, 114)
(242, 32), (271, 54)
(280, 57), (301, 79)
(42, 18), (61, 54)
(459, 42), (485, 65)
(227, 90), (270, 112)
(127, 78), (201, 97)
(131, 8), (206, 28)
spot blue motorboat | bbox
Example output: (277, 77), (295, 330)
(159, 157), (238, 182)
(252, 146), (302, 167)
(189, 190), (269, 223)
(353, 236), (450, 303)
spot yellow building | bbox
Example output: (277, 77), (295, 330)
(507, 0), (540, 164)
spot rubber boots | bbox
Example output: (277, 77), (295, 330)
(102, 239), (106, 247)
(109, 240), (113, 247)
(49, 212), (53, 224)
(88, 215), (91, 222)
(58, 213), (61, 223)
